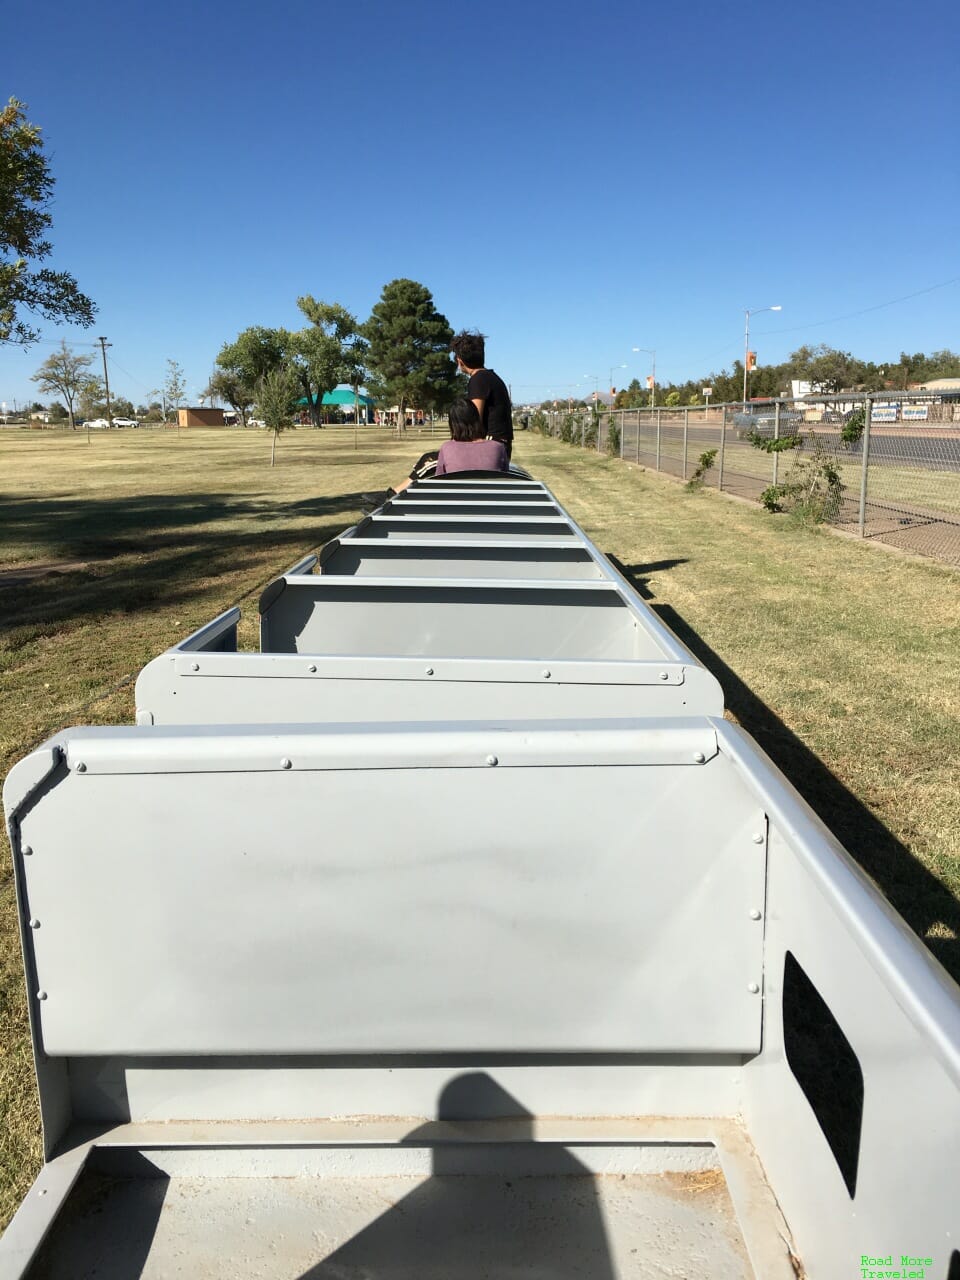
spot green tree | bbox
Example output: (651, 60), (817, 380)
(214, 326), (289, 425)
(205, 368), (253, 426)
(48, 401), (67, 421)
(614, 378), (643, 410)
(1, 98), (96, 345)
(255, 365), (299, 466)
(362, 279), (458, 432)
(111, 396), (136, 420)
(294, 297), (367, 426)
(30, 340), (94, 429)
(77, 374), (106, 421)
(787, 344), (865, 394)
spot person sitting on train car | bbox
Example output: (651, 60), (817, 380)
(435, 398), (509, 475)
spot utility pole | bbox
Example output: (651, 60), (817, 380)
(98, 336), (113, 429)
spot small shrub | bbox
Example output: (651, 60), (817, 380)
(531, 409), (548, 436)
(685, 448), (717, 491)
(607, 421), (621, 456)
(760, 484), (789, 512)
(840, 408), (865, 447)
(750, 428), (844, 525)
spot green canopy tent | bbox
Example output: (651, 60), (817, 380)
(298, 388), (375, 421)
(297, 388), (377, 447)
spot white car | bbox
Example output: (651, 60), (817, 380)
(113, 417), (139, 428)
(83, 418), (110, 430)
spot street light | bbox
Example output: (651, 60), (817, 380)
(632, 347), (656, 408)
(742, 305), (782, 407)
(608, 363), (627, 399)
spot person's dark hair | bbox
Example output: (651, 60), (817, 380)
(448, 397), (484, 442)
(451, 330), (485, 370)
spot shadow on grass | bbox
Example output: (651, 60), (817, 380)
(605, 556), (689, 600)
(650, 595), (960, 984)
(0, 491), (368, 634)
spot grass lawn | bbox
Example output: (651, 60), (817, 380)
(1, 424), (958, 1228)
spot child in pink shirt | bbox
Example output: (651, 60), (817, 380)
(435, 399), (509, 475)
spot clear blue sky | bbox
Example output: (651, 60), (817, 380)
(3, 0), (958, 409)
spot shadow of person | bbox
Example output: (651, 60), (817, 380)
(300, 1072), (616, 1279)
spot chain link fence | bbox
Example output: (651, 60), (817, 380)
(532, 395), (960, 567)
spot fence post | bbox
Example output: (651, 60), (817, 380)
(858, 396), (872, 536)
(620, 409), (624, 459)
(581, 416), (586, 449)
(682, 408), (689, 479)
(773, 401), (781, 489)
(597, 412), (602, 453)
(656, 409), (662, 471)
(636, 410), (641, 463)
(718, 406), (726, 491)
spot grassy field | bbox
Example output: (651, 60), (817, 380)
(1, 424), (959, 1228)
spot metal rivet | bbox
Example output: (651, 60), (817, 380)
(752, 832), (764, 844)
(747, 982), (760, 994)
(425, 667), (434, 676)
(190, 662), (200, 672)
(37, 991), (47, 1001)
(22, 845), (33, 857)
(75, 762), (87, 773)
(38, 1188), (48, 1196)
(542, 670), (551, 679)
(693, 751), (705, 764)
(749, 909), (762, 920)
(29, 918), (40, 929)
(659, 671), (669, 681)
(281, 758), (292, 770)
(486, 754), (498, 767)
(307, 663), (317, 673)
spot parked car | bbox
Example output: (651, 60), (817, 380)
(113, 417), (139, 428)
(82, 418), (110, 430)
(732, 408), (803, 438)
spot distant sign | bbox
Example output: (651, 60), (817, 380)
(702, 386), (712, 395)
(871, 406), (897, 422)
(902, 405), (929, 421)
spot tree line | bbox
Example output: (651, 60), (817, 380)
(27, 277), (464, 443)
(599, 345), (960, 411)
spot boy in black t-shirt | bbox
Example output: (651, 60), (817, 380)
(450, 330), (513, 459)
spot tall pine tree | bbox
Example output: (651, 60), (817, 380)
(362, 279), (460, 429)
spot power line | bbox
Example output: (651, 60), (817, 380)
(753, 274), (960, 338)
(684, 273), (960, 377)
(106, 354), (154, 393)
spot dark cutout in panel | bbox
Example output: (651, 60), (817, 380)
(946, 1249), (960, 1280)
(782, 950), (864, 1198)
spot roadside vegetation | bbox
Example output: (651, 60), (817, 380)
(0, 427), (957, 1228)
